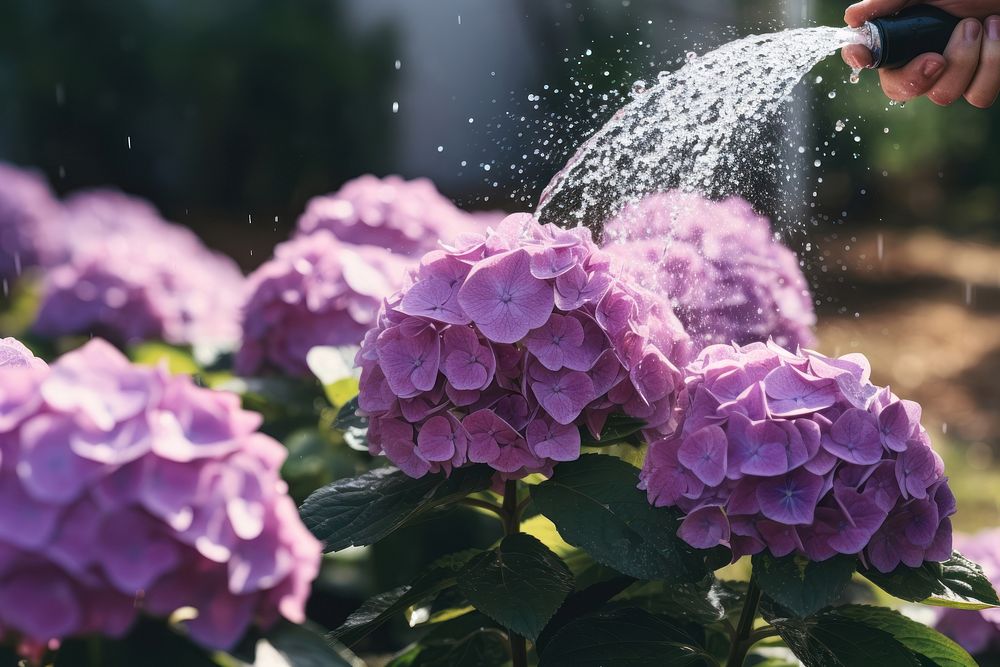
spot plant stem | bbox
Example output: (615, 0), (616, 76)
(502, 480), (528, 667)
(726, 576), (762, 667)
(458, 497), (507, 521)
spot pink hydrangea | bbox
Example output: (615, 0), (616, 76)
(236, 230), (416, 377)
(0, 163), (62, 284)
(639, 341), (954, 573)
(295, 174), (499, 257)
(0, 338), (321, 655)
(935, 530), (1000, 655)
(603, 192), (816, 351)
(357, 213), (692, 479)
(32, 190), (244, 348)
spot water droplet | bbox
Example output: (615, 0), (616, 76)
(883, 127), (889, 134)
(853, 135), (861, 143)
(849, 67), (861, 84)
(630, 80), (647, 96)
(797, 146), (806, 154)
(835, 119), (846, 132)
(437, 145), (444, 153)
(392, 101), (399, 113)
(394, 59), (402, 70)
(685, 51), (698, 62)
(827, 90), (837, 99)
(814, 159), (821, 167)
(814, 75), (823, 84)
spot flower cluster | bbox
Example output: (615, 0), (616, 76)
(639, 341), (954, 573)
(935, 530), (1000, 655)
(236, 230), (416, 377)
(357, 213), (692, 479)
(295, 174), (499, 257)
(603, 192), (816, 351)
(32, 190), (245, 348)
(0, 162), (62, 283)
(0, 339), (321, 654)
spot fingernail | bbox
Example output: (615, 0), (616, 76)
(922, 60), (944, 78)
(988, 17), (1000, 41)
(965, 20), (982, 41)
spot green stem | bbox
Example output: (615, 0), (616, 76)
(458, 497), (507, 521)
(727, 576), (762, 667)
(502, 480), (528, 667)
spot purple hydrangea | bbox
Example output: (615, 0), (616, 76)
(639, 341), (954, 572)
(0, 337), (46, 370)
(0, 162), (62, 284)
(0, 338), (321, 655)
(603, 192), (816, 351)
(356, 213), (692, 479)
(295, 174), (500, 257)
(236, 230), (416, 377)
(934, 530), (1000, 655)
(32, 190), (244, 348)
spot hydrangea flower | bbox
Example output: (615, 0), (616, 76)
(236, 230), (416, 377)
(0, 162), (62, 284)
(934, 530), (1000, 655)
(32, 190), (244, 348)
(357, 213), (692, 479)
(0, 338), (321, 655)
(295, 174), (500, 257)
(603, 192), (816, 351)
(639, 341), (954, 572)
(0, 337), (46, 370)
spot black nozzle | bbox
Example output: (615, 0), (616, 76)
(867, 5), (962, 69)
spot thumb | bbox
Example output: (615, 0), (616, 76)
(844, 0), (914, 27)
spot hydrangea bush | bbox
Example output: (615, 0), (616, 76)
(0, 338), (321, 657)
(355, 213), (691, 479)
(0, 162), (62, 284)
(640, 341), (954, 572)
(237, 230), (415, 377)
(302, 214), (997, 667)
(295, 174), (499, 257)
(32, 190), (244, 348)
(603, 192), (816, 351)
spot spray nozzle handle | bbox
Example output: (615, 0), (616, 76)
(863, 5), (962, 69)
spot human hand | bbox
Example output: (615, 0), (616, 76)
(841, 0), (1000, 107)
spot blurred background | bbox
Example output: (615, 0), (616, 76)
(2, 0), (998, 659)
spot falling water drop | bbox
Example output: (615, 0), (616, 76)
(827, 90), (837, 99)
(876, 233), (884, 261)
(849, 67), (861, 84)
(835, 119), (846, 132)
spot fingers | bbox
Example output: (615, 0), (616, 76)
(844, 0), (912, 28)
(927, 19), (984, 105)
(842, 44), (874, 69)
(877, 53), (947, 101)
(965, 16), (1000, 108)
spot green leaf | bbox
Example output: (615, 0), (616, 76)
(753, 553), (856, 618)
(615, 576), (744, 624)
(332, 550), (479, 646)
(538, 608), (711, 666)
(255, 620), (363, 666)
(402, 629), (510, 667)
(834, 605), (976, 667)
(128, 342), (201, 375)
(579, 414), (645, 445)
(529, 454), (707, 582)
(334, 396), (367, 431)
(300, 465), (493, 552)
(860, 551), (1000, 610)
(456, 533), (574, 641)
(775, 613), (920, 667)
